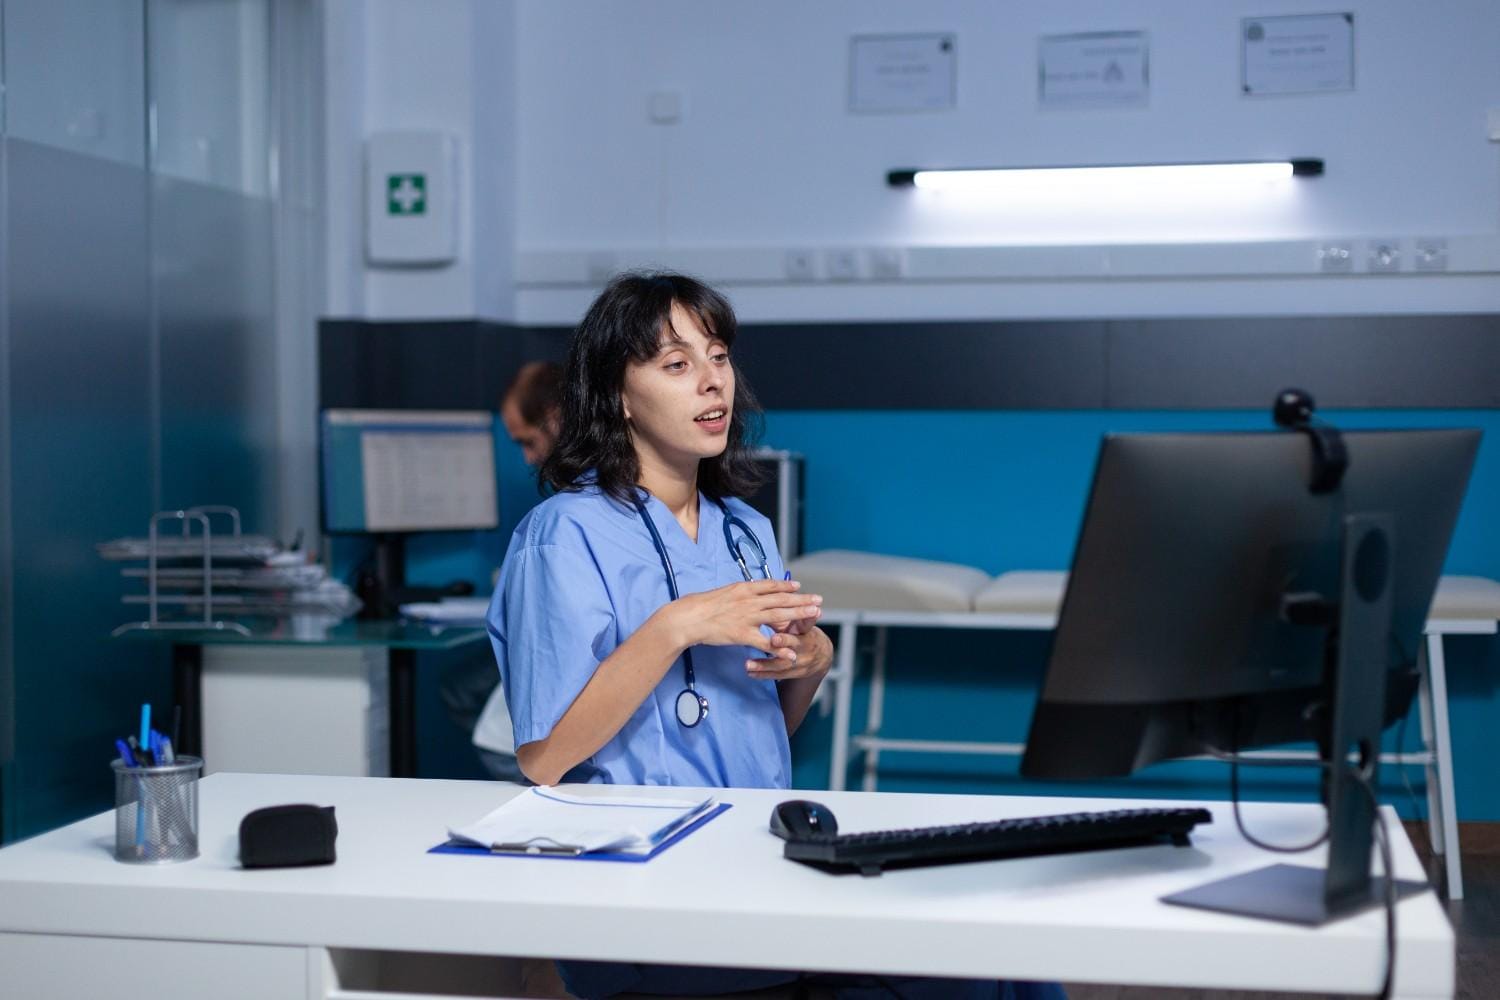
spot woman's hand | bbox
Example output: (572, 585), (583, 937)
(658, 579), (822, 657)
(746, 607), (832, 681)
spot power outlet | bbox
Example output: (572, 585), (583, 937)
(1366, 239), (1402, 273)
(1414, 239), (1449, 272)
(1317, 242), (1353, 273)
(648, 91), (683, 125)
(784, 250), (818, 282)
(585, 253), (618, 283)
(824, 249), (860, 282)
(867, 247), (906, 280)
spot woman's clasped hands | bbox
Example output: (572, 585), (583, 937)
(659, 579), (829, 679)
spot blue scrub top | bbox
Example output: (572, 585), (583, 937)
(487, 483), (792, 789)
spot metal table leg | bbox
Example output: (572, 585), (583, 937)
(171, 643), (203, 759)
(828, 618), (858, 791)
(389, 648), (417, 778)
(1420, 632), (1463, 899)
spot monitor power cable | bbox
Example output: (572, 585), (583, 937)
(1203, 741), (1396, 1000)
(1351, 767), (1399, 1000)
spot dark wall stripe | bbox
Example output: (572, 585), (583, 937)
(735, 321), (1108, 410)
(1106, 315), (1500, 409)
(320, 314), (1500, 411)
(319, 320), (570, 411)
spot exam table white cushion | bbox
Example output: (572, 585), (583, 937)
(972, 570), (1069, 616)
(786, 549), (990, 612)
(1429, 575), (1500, 621)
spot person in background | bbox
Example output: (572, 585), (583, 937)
(439, 361), (562, 782)
(500, 360), (563, 467)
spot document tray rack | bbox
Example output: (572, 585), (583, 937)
(783, 806), (1212, 876)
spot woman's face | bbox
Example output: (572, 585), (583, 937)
(620, 301), (735, 473)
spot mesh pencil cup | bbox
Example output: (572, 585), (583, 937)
(111, 755), (202, 863)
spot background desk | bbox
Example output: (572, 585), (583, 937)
(123, 621), (488, 777)
(0, 773), (1454, 1000)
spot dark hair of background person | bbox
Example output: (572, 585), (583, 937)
(541, 271), (765, 504)
(503, 360), (563, 426)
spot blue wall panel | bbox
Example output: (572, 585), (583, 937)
(764, 408), (1500, 818)
(396, 388), (1500, 819)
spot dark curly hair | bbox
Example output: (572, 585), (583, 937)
(540, 271), (765, 504)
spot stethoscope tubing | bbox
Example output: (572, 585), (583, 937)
(631, 492), (772, 728)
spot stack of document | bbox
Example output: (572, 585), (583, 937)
(399, 597), (491, 627)
(447, 787), (718, 857)
(100, 526), (361, 621)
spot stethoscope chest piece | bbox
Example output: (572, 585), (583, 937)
(675, 687), (708, 728)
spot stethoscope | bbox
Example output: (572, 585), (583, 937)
(629, 492), (774, 728)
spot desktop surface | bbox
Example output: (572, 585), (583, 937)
(0, 773), (1454, 998)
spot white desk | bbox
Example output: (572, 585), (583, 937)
(0, 773), (1454, 999)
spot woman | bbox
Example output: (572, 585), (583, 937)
(489, 272), (1063, 1000)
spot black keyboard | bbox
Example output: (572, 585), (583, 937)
(782, 806), (1213, 876)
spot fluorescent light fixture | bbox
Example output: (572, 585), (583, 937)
(888, 159), (1323, 193)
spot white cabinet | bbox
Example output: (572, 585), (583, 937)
(202, 646), (389, 776)
(0, 933), (305, 1000)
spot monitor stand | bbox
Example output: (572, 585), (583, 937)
(1163, 861), (1426, 927)
(355, 535), (474, 620)
(1161, 512), (1430, 926)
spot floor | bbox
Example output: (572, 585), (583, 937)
(1062, 821), (1498, 1000)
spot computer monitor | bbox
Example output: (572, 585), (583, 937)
(321, 409), (498, 534)
(1021, 427), (1479, 924)
(320, 409), (499, 616)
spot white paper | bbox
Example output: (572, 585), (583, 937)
(849, 33), (956, 114)
(399, 597), (491, 625)
(1242, 13), (1354, 96)
(1039, 31), (1149, 108)
(448, 787), (716, 856)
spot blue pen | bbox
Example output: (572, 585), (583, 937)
(784, 571), (792, 581)
(128, 733), (154, 766)
(139, 704), (152, 754)
(115, 738), (137, 768)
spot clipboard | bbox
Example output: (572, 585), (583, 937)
(428, 801), (731, 863)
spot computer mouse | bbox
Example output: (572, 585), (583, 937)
(769, 799), (838, 840)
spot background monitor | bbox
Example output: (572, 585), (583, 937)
(321, 409), (499, 535)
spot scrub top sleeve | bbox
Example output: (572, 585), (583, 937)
(495, 543), (616, 748)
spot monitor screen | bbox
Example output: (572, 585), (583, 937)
(1021, 427), (1479, 780)
(320, 409), (499, 534)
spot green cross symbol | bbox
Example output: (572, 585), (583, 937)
(387, 174), (426, 215)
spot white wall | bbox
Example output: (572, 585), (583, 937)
(322, 0), (517, 321)
(513, 0), (1500, 323)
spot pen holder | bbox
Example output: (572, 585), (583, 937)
(111, 755), (202, 863)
